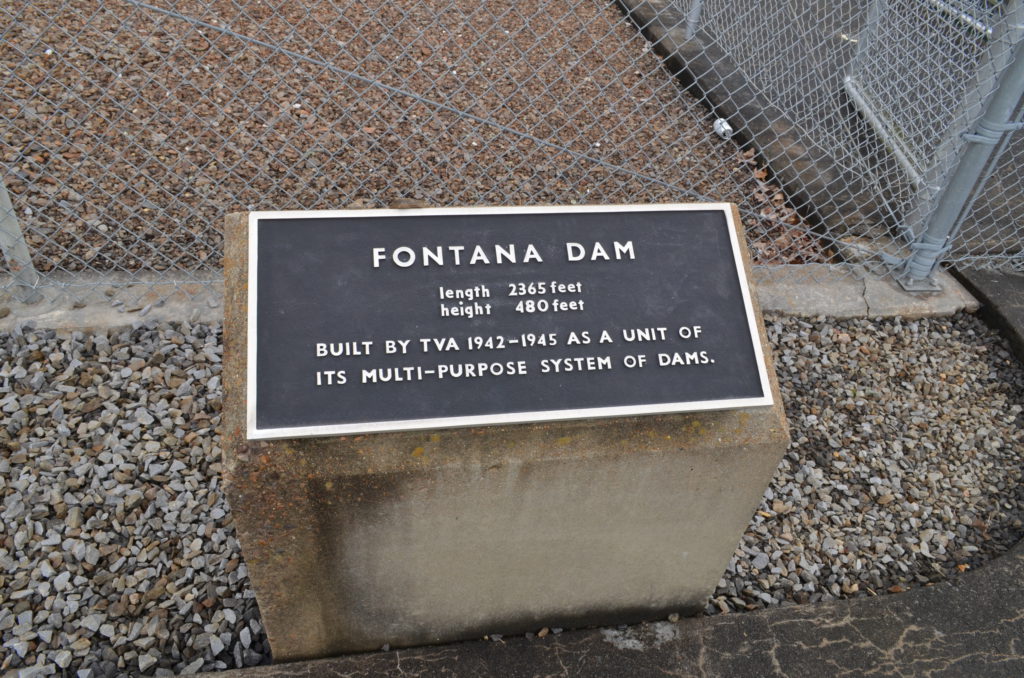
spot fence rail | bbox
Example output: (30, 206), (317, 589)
(2, 0), (1022, 307)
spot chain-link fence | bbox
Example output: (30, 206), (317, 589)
(664, 0), (1024, 280)
(951, 96), (1024, 269)
(2, 0), (1022, 307)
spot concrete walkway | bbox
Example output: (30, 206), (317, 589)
(209, 267), (1023, 677)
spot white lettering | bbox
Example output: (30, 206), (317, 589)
(565, 240), (636, 262)
(495, 244), (516, 264)
(469, 245), (490, 265)
(393, 246), (416, 268)
(539, 356), (613, 372)
(315, 341), (373, 357)
(384, 339), (411, 354)
(423, 246), (444, 266)
(614, 240), (635, 260)
(657, 351), (712, 366)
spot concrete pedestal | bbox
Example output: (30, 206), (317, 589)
(221, 212), (789, 661)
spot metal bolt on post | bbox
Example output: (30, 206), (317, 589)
(896, 26), (1024, 292)
(0, 180), (43, 305)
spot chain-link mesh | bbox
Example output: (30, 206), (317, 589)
(683, 0), (1023, 267)
(1, 0), (1022, 307)
(952, 96), (1024, 270)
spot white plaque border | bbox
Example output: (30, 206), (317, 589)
(246, 203), (773, 440)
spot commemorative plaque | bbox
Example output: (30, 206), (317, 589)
(247, 203), (772, 439)
(223, 204), (790, 660)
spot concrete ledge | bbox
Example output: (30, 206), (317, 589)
(0, 264), (977, 333)
(0, 271), (223, 334)
(751, 264), (977, 319)
(210, 540), (1024, 677)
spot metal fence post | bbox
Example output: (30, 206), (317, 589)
(685, 0), (705, 40)
(0, 179), (43, 304)
(897, 29), (1024, 290)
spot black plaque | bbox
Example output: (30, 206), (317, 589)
(247, 204), (772, 439)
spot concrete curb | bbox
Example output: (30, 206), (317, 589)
(953, 268), (1024, 363)
(0, 275), (224, 334)
(753, 264), (977, 319)
(0, 264), (977, 333)
(210, 540), (1024, 677)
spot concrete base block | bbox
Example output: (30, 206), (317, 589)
(221, 213), (790, 661)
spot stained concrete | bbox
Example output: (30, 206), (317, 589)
(212, 539), (1024, 677)
(753, 264), (977, 319)
(0, 263), (976, 334)
(220, 211), (790, 660)
(0, 270), (223, 334)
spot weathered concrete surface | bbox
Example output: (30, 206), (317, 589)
(1, 263), (976, 334)
(862, 269), (979, 318)
(212, 540), (1024, 677)
(0, 270), (223, 334)
(754, 265), (871, 318)
(220, 211), (790, 660)
(754, 264), (977, 319)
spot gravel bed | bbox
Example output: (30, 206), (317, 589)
(711, 313), (1024, 613)
(1, 312), (1023, 675)
(1, 321), (265, 676)
(3, 0), (823, 279)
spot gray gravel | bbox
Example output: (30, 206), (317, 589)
(0, 321), (268, 676)
(710, 313), (1024, 614)
(1, 313), (1023, 674)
